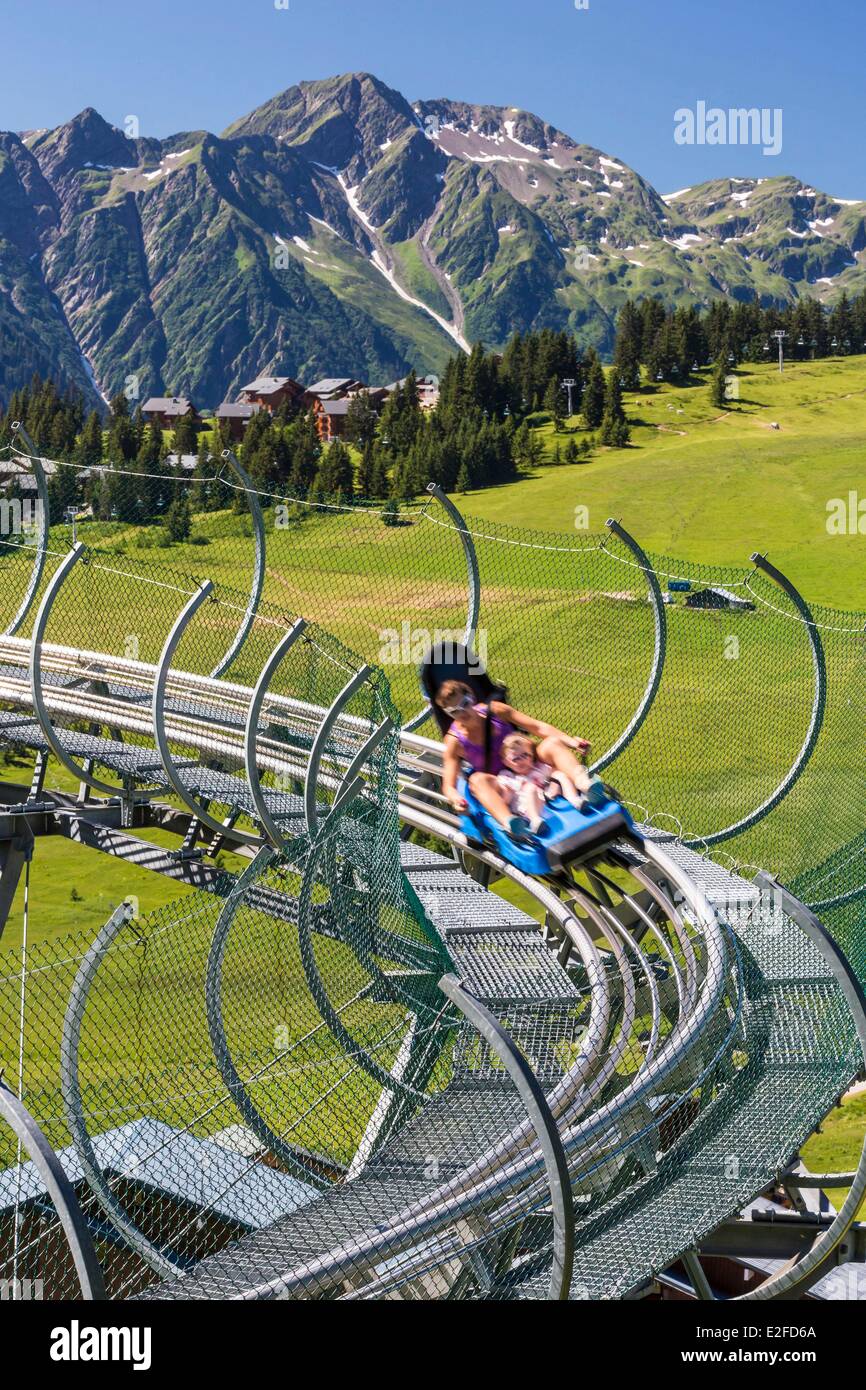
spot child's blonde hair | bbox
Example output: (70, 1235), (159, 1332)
(502, 732), (536, 760)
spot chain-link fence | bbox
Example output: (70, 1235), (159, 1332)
(0, 448), (864, 1300)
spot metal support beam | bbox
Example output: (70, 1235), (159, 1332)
(29, 543), (127, 798)
(330, 717), (395, 820)
(425, 973), (574, 1301)
(0, 819), (33, 941)
(304, 666), (374, 837)
(60, 903), (190, 1278)
(204, 846), (331, 1187)
(28, 749), (48, 803)
(681, 1247), (715, 1301)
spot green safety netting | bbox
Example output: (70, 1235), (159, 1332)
(0, 458), (864, 1300)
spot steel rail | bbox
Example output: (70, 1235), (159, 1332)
(243, 619), (308, 847)
(438, 973), (575, 1300)
(657, 553), (828, 849)
(204, 846), (338, 1186)
(304, 666), (375, 835)
(28, 544), (133, 798)
(60, 903), (187, 1277)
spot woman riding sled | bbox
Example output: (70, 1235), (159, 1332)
(435, 678), (606, 839)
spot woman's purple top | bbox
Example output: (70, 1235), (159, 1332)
(450, 704), (511, 775)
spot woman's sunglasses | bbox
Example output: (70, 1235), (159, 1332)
(443, 693), (475, 716)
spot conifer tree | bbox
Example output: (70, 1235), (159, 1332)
(343, 391), (379, 449)
(543, 375), (565, 431)
(172, 412), (199, 458)
(582, 355), (606, 429)
(710, 355), (729, 410)
(356, 442), (375, 498)
(613, 302), (642, 391)
(165, 488), (192, 543)
(599, 370), (630, 447)
(316, 440), (354, 499)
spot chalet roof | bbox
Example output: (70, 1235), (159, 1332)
(0, 457), (57, 480)
(384, 375), (439, 392)
(217, 402), (260, 418)
(239, 376), (300, 396)
(305, 378), (362, 397)
(141, 396), (195, 416)
(321, 399), (352, 416)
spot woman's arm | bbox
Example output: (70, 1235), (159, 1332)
(491, 700), (591, 753)
(441, 737), (469, 811)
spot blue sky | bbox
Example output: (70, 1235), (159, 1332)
(2, 0), (863, 198)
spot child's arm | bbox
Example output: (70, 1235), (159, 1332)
(491, 701), (591, 754)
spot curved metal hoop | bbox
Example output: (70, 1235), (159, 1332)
(304, 665), (374, 836)
(243, 619), (308, 848)
(296, 826), (429, 1105)
(592, 518), (668, 775)
(734, 874), (866, 1301)
(5, 425), (50, 637)
(29, 543), (124, 797)
(204, 847), (331, 1186)
(60, 903), (188, 1278)
(209, 450), (266, 679)
(330, 717), (395, 819)
(0, 1080), (106, 1300)
(402, 484), (481, 734)
(152, 579), (262, 848)
(679, 553), (827, 848)
(438, 974), (575, 1301)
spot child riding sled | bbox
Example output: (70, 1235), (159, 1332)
(434, 678), (607, 840)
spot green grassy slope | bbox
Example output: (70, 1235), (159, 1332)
(460, 355), (866, 609)
(0, 355), (863, 942)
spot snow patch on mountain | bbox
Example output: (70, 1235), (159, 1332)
(78, 349), (109, 406)
(502, 119), (542, 153)
(338, 175), (378, 232)
(666, 233), (704, 250)
(308, 215), (346, 240)
(369, 249), (469, 352)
